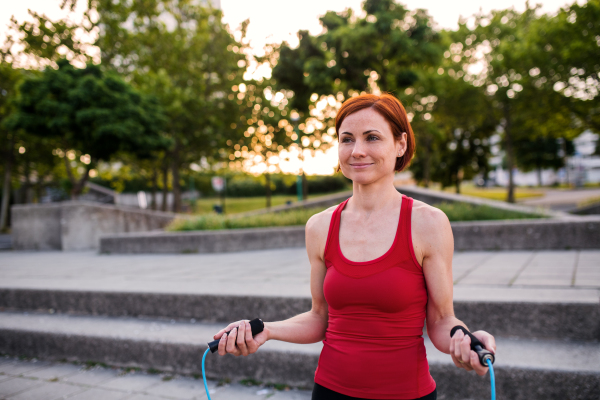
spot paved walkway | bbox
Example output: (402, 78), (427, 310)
(520, 188), (600, 210)
(0, 249), (598, 303)
(0, 356), (312, 400)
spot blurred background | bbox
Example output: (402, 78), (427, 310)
(1, 0), (599, 231)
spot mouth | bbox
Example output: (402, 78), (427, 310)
(349, 163), (373, 169)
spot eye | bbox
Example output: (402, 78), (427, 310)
(341, 136), (353, 143)
(366, 134), (379, 141)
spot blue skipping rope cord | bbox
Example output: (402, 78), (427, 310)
(202, 348), (212, 400)
(486, 358), (496, 400)
(202, 346), (496, 400)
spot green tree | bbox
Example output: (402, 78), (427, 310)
(6, 60), (168, 199)
(427, 72), (494, 192)
(0, 63), (26, 230)
(96, 0), (248, 212)
(529, 0), (600, 133)
(455, 5), (583, 202)
(514, 137), (574, 186)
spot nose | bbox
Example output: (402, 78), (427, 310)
(351, 139), (367, 158)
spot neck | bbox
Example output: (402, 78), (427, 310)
(348, 173), (401, 213)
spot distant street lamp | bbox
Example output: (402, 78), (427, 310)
(291, 112), (303, 202)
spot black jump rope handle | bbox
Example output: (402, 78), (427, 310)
(450, 326), (495, 367)
(208, 318), (264, 353)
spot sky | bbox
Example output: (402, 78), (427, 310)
(0, 0), (583, 175)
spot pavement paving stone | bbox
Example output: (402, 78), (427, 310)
(513, 251), (576, 286)
(98, 372), (163, 393)
(459, 252), (534, 285)
(124, 394), (173, 400)
(62, 366), (122, 386)
(0, 359), (315, 400)
(0, 378), (42, 398)
(65, 387), (130, 400)
(1, 250), (599, 309)
(0, 361), (51, 376)
(144, 376), (216, 398)
(5, 381), (84, 400)
(20, 363), (82, 381)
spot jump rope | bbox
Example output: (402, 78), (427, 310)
(201, 319), (496, 400)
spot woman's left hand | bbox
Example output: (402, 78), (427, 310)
(449, 329), (496, 376)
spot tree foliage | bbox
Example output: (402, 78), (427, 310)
(7, 60), (169, 198)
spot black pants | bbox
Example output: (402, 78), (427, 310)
(311, 383), (437, 400)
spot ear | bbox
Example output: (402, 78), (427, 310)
(396, 132), (408, 157)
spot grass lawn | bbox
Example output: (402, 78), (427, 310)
(437, 184), (544, 201)
(192, 195), (298, 215)
(168, 201), (544, 232)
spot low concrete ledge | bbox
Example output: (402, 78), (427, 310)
(452, 217), (600, 251)
(11, 201), (182, 251)
(100, 226), (306, 254)
(100, 217), (600, 254)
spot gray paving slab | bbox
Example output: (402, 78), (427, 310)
(62, 367), (122, 386)
(513, 251), (577, 286)
(20, 363), (82, 380)
(66, 387), (130, 400)
(96, 372), (163, 393)
(0, 378), (42, 398)
(143, 376), (216, 398)
(6, 381), (84, 400)
(1, 250), (599, 300)
(0, 358), (314, 400)
(0, 360), (51, 375)
(459, 252), (534, 285)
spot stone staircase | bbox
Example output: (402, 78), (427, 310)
(0, 287), (598, 400)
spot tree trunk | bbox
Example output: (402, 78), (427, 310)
(151, 166), (158, 211)
(504, 104), (516, 203)
(64, 156), (77, 200)
(265, 172), (271, 208)
(455, 174), (461, 194)
(537, 168), (542, 187)
(0, 139), (13, 231)
(161, 163), (168, 212)
(71, 166), (91, 199)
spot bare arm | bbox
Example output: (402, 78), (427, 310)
(412, 202), (496, 376)
(213, 208), (332, 355)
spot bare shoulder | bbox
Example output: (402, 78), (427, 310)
(306, 204), (337, 234)
(305, 204), (338, 259)
(411, 199), (451, 233)
(410, 199), (453, 262)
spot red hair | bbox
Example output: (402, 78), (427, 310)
(336, 93), (416, 172)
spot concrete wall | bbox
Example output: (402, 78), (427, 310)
(100, 226), (306, 254)
(11, 201), (180, 251)
(10, 203), (62, 251)
(100, 217), (600, 254)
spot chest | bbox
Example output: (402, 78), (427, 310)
(338, 209), (401, 263)
(324, 265), (427, 313)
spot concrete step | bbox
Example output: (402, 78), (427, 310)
(1, 288), (598, 342)
(0, 312), (598, 400)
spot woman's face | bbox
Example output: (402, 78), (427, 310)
(338, 107), (407, 185)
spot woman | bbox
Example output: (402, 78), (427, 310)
(212, 93), (496, 400)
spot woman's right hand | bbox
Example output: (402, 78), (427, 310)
(213, 319), (269, 357)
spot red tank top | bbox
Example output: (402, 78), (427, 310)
(314, 195), (436, 399)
